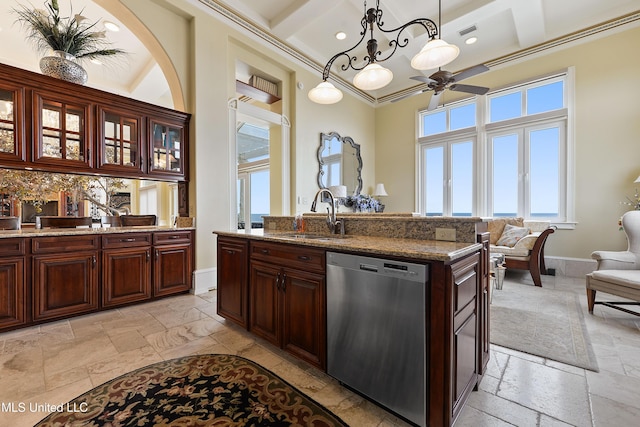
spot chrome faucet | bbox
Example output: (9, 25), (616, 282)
(310, 189), (343, 234)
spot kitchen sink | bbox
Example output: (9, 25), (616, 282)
(276, 233), (351, 240)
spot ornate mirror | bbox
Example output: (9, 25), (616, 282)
(317, 132), (362, 196)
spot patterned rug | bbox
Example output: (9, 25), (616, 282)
(35, 354), (348, 426)
(490, 279), (599, 372)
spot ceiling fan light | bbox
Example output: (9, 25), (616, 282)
(411, 38), (460, 70)
(308, 81), (343, 104)
(352, 63), (393, 91)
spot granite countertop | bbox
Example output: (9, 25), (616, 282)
(0, 226), (195, 238)
(214, 229), (482, 262)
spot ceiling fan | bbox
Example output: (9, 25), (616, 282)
(394, 64), (490, 109)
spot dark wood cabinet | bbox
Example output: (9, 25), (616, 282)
(0, 81), (26, 165)
(97, 105), (145, 175)
(217, 237), (248, 327)
(153, 231), (193, 297)
(0, 238), (27, 330)
(102, 247), (152, 308)
(32, 90), (93, 169)
(248, 241), (326, 369)
(33, 250), (99, 322)
(0, 62), (190, 182)
(448, 252), (480, 422)
(477, 232), (491, 377)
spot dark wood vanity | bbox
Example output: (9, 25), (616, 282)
(215, 221), (490, 427)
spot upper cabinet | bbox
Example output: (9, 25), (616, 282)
(0, 82), (26, 164)
(97, 106), (145, 175)
(33, 90), (93, 169)
(0, 63), (190, 182)
(148, 115), (188, 178)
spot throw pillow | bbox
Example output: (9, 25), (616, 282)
(487, 217), (524, 245)
(496, 224), (530, 247)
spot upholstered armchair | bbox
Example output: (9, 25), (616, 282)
(488, 218), (556, 287)
(586, 210), (640, 315)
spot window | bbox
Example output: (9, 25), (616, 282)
(418, 72), (571, 222)
(237, 122), (270, 229)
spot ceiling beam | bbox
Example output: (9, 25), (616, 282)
(509, 0), (546, 47)
(270, 0), (341, 40)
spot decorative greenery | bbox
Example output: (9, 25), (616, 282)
(12, 0), (126, 61)
(344, 194), (381, 212)
(622, 189), (640, 211)
(0, 169), (127, 214)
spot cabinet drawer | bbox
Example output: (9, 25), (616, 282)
(32, 235), (100, 254)
(103, 233), (152, 249)
(153, 230), (192, 245)
(0, 238), (26, 257)
(250, 241), (325, 273)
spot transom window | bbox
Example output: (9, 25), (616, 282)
(418, 72), (572, 223)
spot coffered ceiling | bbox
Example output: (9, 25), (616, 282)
(1, 0), (638, 106)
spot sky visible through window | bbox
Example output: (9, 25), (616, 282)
(424, 80), (564, 217)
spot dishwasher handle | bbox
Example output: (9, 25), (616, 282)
(359, 263), (378, 273)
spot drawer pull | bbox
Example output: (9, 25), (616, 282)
(92, 255), (97, 267)
(298, 255), (311, 261)
(260, 249), (270, 254)
(276, 272), (281, 290)
(281, 273), (287, 291)
(121, 238), (136, 242)
(226, 249), (236, 254)
(169, 235), (180, 239)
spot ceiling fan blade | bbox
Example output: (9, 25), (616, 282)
(449, 83), (490, 95)
(392, 90), (427, 103)
(427, 92), (443, 111)
(410, 76), (437, 84)
(452, 64), (489, 82)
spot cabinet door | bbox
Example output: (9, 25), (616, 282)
(249, 261), (281, 346)
(217, 237), (248, 328)
(449, 254), (479, 418)
(0, 257), (26, 330)
(153, 243), (192, 297)
(0, 82), (26, 164)
(33, 252), (99, 321)
(97, 106), (145, 174)
(103, 247), (152, 308)
(148, 117), (187, 178)
(32, 91), (92, 169)
(281, 268), (325, 369)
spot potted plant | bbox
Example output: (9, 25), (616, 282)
(12, 0), (126, 84)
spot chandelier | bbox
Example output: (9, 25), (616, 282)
(308, 0), (460, 104)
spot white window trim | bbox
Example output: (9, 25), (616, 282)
(416, 67), (576, 228)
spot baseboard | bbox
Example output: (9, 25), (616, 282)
(192, 267), (217, 295)
(544, 256), (596, 278)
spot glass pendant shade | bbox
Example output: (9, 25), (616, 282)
(352, 63), (393, 91)
(308, 81), (343, 104)
(411, 38), (460, 70)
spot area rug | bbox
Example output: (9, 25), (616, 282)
(35, 354), (348, 426)
(490, 280), (599, 372)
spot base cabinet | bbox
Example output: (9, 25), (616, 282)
(102, 247), (152, 307)
(154, 244), (192, 297)
(216, 237), (248, 327)
(0, 257), (26, 329)
(33, 252), (99, 321)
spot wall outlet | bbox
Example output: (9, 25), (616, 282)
(435, 228), (456, 241)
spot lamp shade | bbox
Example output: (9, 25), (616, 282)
(308, 81), (343, 104)
(352, 63), (393, 91)
(411, 38), (460, 70)
(373, 183), (388, 197)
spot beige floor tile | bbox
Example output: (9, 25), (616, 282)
(86, 345), (162, 386)
(590, 394), (640, 427)
(0, 347), (45, 401)
(108, 329), (149, 353)
(498, 356), (590, 426)
(43, 334), (119, 378)
(455, 405), (515, 426)
(466, 389), (539, 426)
(586, 367), (640, 411)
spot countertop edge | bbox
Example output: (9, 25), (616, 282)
(214, 230), (482, 262)
(0, 226), (195, 238)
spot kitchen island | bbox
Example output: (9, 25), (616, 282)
(0, 225), (195, 333)
(215, 215), (490, 427)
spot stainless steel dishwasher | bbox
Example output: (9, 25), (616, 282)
(326, 251), (428, 427)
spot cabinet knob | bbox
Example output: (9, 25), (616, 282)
(146, 251), (150, 262)
(121, 238), (136, 242)
(226, 249), (235, 255)
(169, 235), (180, 239)
(276, 272), (281, 290)
(260, 249), (269, 254)
(92, 255), (97, 267)
(281, 273), (287, 292)
(298, 255), (311, 261)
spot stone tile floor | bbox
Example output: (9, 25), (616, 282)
(0, 271), (639, 426)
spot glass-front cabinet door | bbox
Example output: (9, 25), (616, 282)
(149, 118), (186, 178)
(97, 106), (144, 174)
(0, 83), (25, 164)
(33, 92), (92, 168)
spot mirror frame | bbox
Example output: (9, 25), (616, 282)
(317, 131), (363, 196)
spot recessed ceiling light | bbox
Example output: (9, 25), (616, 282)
(335, 31), (346, 40)
(104, 21), (120, 32)
(90, 58), (103, 65)
(465, 36), (478, 45)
